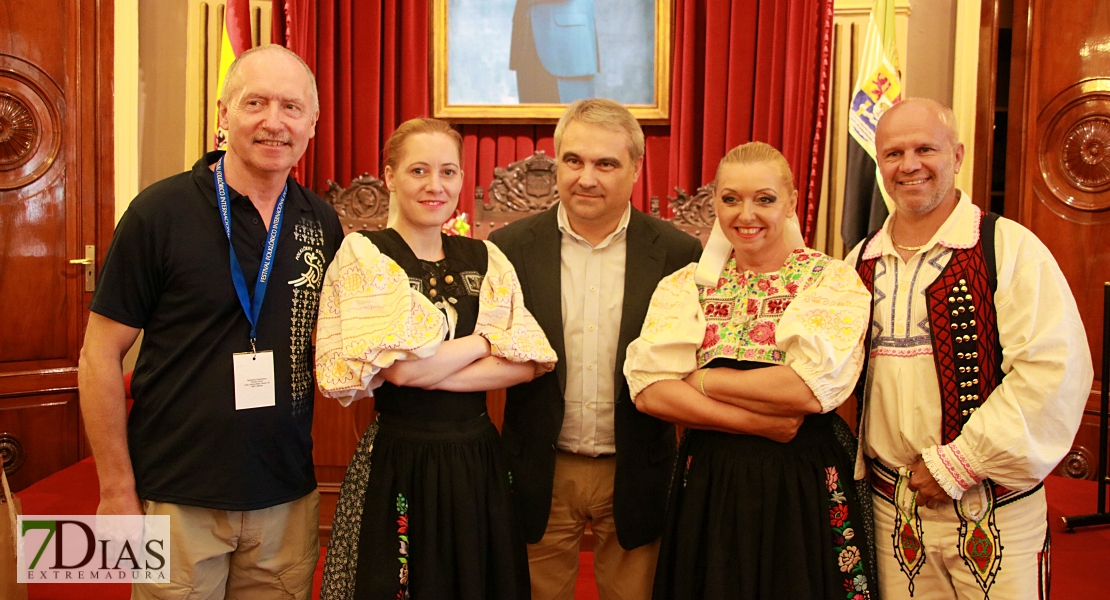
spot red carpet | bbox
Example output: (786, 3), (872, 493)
(15, 457), (1108, 599)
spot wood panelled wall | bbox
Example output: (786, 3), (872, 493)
(1001, 0), (1109, 480)
(0, 0), (115, 491)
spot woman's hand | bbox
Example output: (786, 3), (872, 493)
(636, 378), (805, 442)
(761, 414), (805, 443)
(379, 334), (491, 388)
(431, 356), (538, 392)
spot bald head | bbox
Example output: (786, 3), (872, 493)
(877, 98), (959, 147)
(220, 45), (319, 113)
(873, 98), (965, 217)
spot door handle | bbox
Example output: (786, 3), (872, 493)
(69, 244), (96, 291)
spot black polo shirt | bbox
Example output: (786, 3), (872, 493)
(91, 151), (344, 510)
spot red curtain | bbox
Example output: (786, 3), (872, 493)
(274, 0), (833, 243)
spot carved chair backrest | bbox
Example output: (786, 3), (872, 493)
(320, 160), (719, 249)
(322, 174), (390, 236)
(651, 181), (716, 246)
(472, 151), (560, 240)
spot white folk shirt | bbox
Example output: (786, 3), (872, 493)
(555, 202), (631, 456)
(846, 192), (1093, 499)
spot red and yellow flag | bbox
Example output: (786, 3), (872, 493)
(213, 0), (253, 150)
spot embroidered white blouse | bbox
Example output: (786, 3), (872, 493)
(314, 233), (558, 406)
(846, 193), (1093, 499)
(624, 248), (871, 414)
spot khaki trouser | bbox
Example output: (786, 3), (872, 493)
(527, 451), (661, 600)
(132, 490), (319, 600)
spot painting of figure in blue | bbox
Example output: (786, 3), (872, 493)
(448, 0), (657, 105)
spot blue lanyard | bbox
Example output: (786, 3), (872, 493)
(214, 155), (288, 348)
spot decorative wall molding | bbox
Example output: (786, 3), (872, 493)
(0, 55), (63, 193)
(1035, 79), (1110, 217)
(0, 434), (25, 476)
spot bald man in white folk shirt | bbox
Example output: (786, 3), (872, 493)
(846, 98), (1093, 600)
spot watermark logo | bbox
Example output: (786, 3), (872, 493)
(17, 515), (170, 583)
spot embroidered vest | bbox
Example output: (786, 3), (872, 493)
(854, 213), (1004, 444)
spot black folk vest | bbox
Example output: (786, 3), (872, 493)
(854, 213), (1004, 445)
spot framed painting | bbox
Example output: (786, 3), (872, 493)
(432, 0), (671, 122)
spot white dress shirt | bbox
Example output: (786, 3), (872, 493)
(555, 202), (631, 456)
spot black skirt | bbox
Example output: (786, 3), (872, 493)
(321, 229), (528, 599)
(653, 361), (878, 600)
(321, 412), (529, 600)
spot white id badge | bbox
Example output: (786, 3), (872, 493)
(233, 351), (276, 410)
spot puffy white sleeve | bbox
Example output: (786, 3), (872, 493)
(473, 241), (558, 372)
(623, 263), (705, 402)
(922, 222), (1094, 498)
(778, 259), (871, 413)
(314, 234), (448, 406)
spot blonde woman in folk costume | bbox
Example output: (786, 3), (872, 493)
(314, 118), (556, 600)
(625, 142), (879, 599)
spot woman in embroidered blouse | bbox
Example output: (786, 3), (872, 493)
(624, 142), (877, 599)
(314, 118), (556, 600)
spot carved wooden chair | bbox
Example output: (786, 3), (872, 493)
(322, 173), (391, 234)
(653, 181), (716, 246)
(471, 151), (560, 240)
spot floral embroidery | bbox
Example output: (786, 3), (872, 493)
(838, 546), (861, 571)
(474, 245), (558, 368)
(395, 493), (410, 600)
(955, 485), (1004, 596)
(702, 324), (721, 349)
(827, 466), (871, 599)
(749, 321), (776, 345)
(696, 249), (828, 367)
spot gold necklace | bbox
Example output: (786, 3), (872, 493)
(889, 214), (927, 252)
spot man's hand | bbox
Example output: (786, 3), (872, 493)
(97, 488), (144, 517)
(907, 457), (951, 509)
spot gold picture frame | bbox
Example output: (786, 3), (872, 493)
(432, 0), (671, 123)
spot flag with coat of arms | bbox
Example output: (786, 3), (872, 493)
(841, 0), (903, 249)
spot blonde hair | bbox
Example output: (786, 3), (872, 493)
(220, 44), (318, 111)
(554, 98), (645, 161)
(716, 141), (796, 194)
(383, 118), (464, 173)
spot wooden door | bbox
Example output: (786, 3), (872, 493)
(0, 0), (114, 492)
(1006, 0), (1110, 479)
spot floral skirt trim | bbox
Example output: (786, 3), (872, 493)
(395, 494), (410, 600)
(827, 465), (873, 600)
(319, 421), (378, 600)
